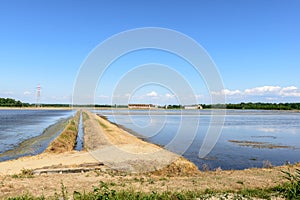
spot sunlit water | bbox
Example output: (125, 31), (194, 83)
(94, 109), (300, 170)
(0, 109), (74, 160)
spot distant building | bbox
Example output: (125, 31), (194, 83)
(184, 105), (203, 110)
(128, 104), (157, 109)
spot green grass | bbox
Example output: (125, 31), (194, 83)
(236, 188), (275, 199)
(3, 181), (280, 200)
(277, 169), (300, 199)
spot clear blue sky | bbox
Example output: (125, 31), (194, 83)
(1, 0), (300, 104)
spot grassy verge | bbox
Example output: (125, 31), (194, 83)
(277, 169), (300, 199)
(1, 181), (287, 200)
(45, 111), (80, 153)
(82, 111), (89, 121)
(5, 168), (300, 199)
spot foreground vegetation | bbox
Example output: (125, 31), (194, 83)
(5, 169), (300, 200)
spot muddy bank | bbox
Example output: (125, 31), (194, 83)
(0, 117), (70, 162)
(229, 140), (297, 149)
(46, 111), (80, 153)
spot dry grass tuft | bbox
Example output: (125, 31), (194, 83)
(152, 157), (200, 176)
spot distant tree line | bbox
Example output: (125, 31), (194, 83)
(47, 102), (300, 110)
(1, 98), (300, 110)
(202, 102), (300, 110)
(0, 98), (30, 107)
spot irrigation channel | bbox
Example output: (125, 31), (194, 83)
(75, 112), (84, 151)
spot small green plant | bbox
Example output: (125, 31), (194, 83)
(109, 181), (116, 186)
(159, 177), (167, 181)
(61, 182), (68, 200)
(7, 193), (43, 200)
(139, 177), (145, 183)
(280, 169), (300, 199)
(11, 169), (34, 178)
(237, 188), (272, 199)
(8, 178), (294, 200)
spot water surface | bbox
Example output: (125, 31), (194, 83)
(94, 109), (300, 170)
(0, 109), (74, 161)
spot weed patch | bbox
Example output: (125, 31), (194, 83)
(278, 168), (300, 199)
(11, 169), (34, 179)
(46, 111), (80, 153)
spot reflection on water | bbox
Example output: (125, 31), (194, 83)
(94, 109), (300, 170)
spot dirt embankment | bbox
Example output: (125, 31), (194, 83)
(82, 111), (200, 175)
(45, 111), (80, 153)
